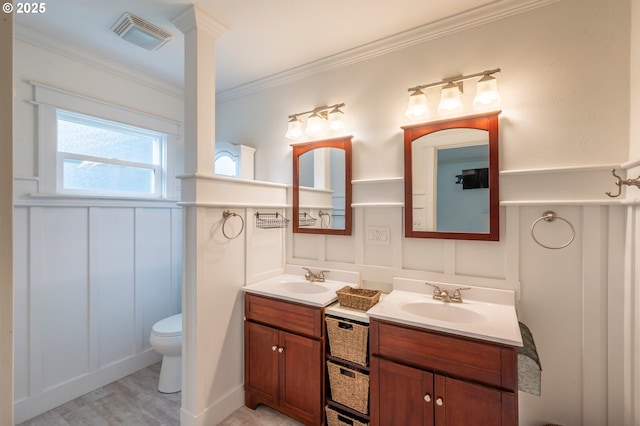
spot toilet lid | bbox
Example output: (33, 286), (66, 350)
(152, 313), (182, 337)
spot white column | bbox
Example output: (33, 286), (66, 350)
(172, 6), (235, 426)
(173, 5), (227, 177)
(0, 10), (13, 426)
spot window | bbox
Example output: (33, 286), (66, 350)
(215, 150), (239, 177)
(34, 81), (180, 199)
(56, 111), (165, 197)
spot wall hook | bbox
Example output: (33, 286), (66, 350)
(606, 169), (640, 198)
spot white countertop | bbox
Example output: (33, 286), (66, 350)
(241, 265), (360, 307)
(366, 278), (523, 347)
(243, 270), (522, 347)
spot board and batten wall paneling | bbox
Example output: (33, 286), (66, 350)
(13, 204), (181, 423)
(245, 208), (287, 284)
(287, 193), (626, 425)
(89, 207), (136, 369)
(13, 208), (28, 403)
(30, 207), (90, 391)
(135, 208), (178, 353)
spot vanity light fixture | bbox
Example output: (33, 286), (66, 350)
(285, 116), (304, 139)
(305, 111), (326, 137)
(328, 106), (346, 131)
(405, 89), (429, 119)
(437, 81), (464, 115)
(285, 103), (346, 140)
(405, 68), (501, 119)
(473, 73), (501, 109)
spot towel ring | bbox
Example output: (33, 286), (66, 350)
(318, 211), (331, 229)
(530, 211), (575, 250)
(222, 210), (245, 240)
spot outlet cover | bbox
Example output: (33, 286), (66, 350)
(366, 226), (390, 245)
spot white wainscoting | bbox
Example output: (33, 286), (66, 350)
(288, 168), (628, 426)
(13, 193), (182, 423)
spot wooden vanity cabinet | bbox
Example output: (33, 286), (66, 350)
(244, 293), (324, 425)
(369, 319), (518, 426)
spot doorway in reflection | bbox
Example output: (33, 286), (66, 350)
(436, 145), (489, 233)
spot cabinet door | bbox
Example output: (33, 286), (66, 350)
(435, 375), (515, 426)
(245, 321), (279, 407)
(279, 330), (323, 424)
(370, 357), (433, 426)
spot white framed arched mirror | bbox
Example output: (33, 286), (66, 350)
(403, 112), (500, 241)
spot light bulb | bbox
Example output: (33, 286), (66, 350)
(328, 107), (346, 132)
(305, 112), (326, 137)
(405, 89), (428, 119)
(473, 74), (501, 109)
(437, 82), (463, 115)
(285, 117), (304, 140)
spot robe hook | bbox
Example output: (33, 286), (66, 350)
(605, 168), (640, 198)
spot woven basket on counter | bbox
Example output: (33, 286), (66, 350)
(336, 286), (381, 311)
(326, 316), (369, 366)
(327, 361), (370, 414)
(325, 405), (369, 426)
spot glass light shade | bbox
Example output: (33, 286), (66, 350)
(405, 89), (429, 119)
(328, 108), (346, 132)
(437, 82), (463, 115)
(473, 74), (501, 109)
(305, 112), (326, 137)
(285, 117), (304, 140)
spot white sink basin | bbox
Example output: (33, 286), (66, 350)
(242, 267), (360, 307)
(400, 300), (486, 324)
(367, 278), (523, 346)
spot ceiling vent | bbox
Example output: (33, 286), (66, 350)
(111, 12), (174, 51)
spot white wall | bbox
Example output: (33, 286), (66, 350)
(215, 1), (632, 425)
(1, 11), (14, 426)
(12, 30), (185, 423)
(623, 1), (640, 424)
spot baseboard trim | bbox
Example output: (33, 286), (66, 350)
(180, 384), (244, 426)
(14, 350), (162, 424)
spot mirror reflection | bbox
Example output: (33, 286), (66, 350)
(298, 147), (346, 230)
(404, 112), (500, 241)
(292, 137), (352, 235)
(412, 128), (489, 233)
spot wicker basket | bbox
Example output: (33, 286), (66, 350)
(327, 361), (370, 414)
(325, 405), (369, 426)
(326, 316), (369, 366)
(336, 287), (381, 311)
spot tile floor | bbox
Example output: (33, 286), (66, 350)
(17, 363), (301, 426)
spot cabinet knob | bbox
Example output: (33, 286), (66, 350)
(436, 397), (443, 406)
(271, 345), (277, 351)
(278, 347), (284, 353)
(423, 394), (431, 403)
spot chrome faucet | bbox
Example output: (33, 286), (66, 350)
(303, 267), (329, 283)
(425, 283), (470, 303)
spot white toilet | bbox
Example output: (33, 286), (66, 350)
(149, 313), (182, 393)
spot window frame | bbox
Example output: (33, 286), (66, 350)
(55, 110), (166, 198)
(34, 81), (180, 200)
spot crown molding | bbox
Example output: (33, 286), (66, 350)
(13, 0), (558, 104)
(14, 22), (184, 100)
(216, 0), (558, 103)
